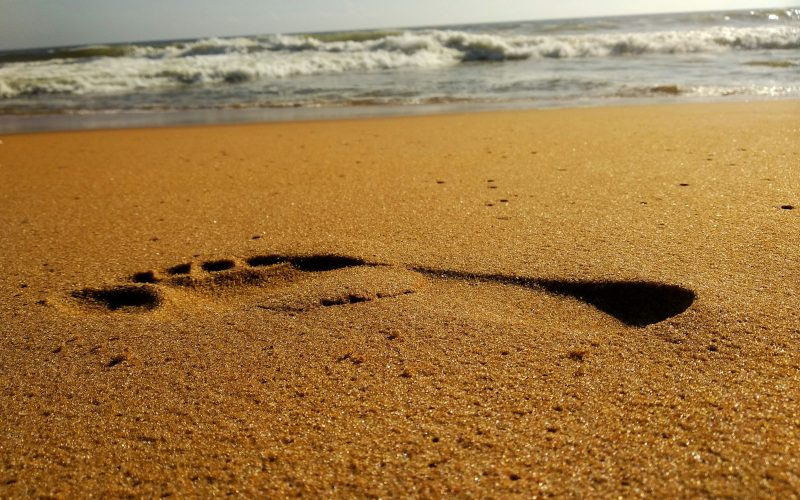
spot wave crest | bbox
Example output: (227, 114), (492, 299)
(1, 25), (798, 99)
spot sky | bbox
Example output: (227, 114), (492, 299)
(0, 0), (793, 50)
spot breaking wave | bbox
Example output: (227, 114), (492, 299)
(0, 18), (798, 100)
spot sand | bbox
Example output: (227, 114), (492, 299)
(1, 101), (799, 496)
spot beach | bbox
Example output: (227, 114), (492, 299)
(1, 100), (799, 496)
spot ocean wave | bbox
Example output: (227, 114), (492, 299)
(0, 44), (134, 64)
(145, 25), (800, 60)
(307, 30), (404, 43)
(0, 48), (453, 98)
(527, 26), (800, 57)
(1, 25), (799, 99)
(744, 60), (797, 68)
(615, 83), (800, 98)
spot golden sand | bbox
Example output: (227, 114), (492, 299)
(1, 101), (799, 496)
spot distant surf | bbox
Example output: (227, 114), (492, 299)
(1, 7), (798, 128)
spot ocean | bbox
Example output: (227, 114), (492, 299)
(0, 7), (798, 132)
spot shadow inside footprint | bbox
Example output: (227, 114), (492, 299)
(536, 280), (695, 327)
(290, 255), (367, 272)
(320, 294), (370, 307)
(131, 270), (159, 284)
(201, 259), (236, 272)
(246, 254), (368, 272)
(414, 268), (694, 327)
(71, 285), (162, 311)
(166, 263), (192, 275)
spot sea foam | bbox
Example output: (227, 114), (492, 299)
(2, 25), (798, 99)
(1, 8), (798, 114)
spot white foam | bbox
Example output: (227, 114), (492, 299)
(0, 25), (798, 99)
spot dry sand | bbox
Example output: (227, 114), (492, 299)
(1, 101), (799, 497)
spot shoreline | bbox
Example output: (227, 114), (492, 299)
(2, 94), (798, 135)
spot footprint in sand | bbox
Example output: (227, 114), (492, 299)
(67, 254), (695, 327)
(69, 254), (421, 315)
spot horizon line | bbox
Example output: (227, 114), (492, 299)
(0, 4), (795, 53)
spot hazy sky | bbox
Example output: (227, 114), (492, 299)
(0, 0), (792, 50)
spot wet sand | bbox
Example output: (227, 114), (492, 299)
(1, 101), (799, 496)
